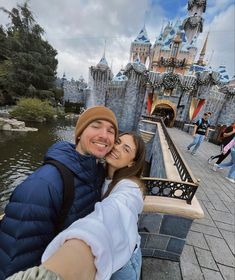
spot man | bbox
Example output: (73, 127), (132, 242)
(187, 112), (210, 155)
(0, 106), (118, 279)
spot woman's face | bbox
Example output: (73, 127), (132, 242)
(105, 134), (136, 171)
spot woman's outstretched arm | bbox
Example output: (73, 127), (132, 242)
(43, 239), (96, 280)
(7, 239), (96, 280)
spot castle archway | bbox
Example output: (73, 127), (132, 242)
(152, 100), (176, 127)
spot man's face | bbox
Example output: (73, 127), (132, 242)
(203, 114), (208, 120)
(76, 120), (115, 158)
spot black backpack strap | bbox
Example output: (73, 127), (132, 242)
(44, 159), (75, 235)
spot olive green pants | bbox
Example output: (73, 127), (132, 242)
(7, 266), (63, 280)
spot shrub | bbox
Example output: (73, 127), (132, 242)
(10, 97), (56, 122)
(56, 107), (65, 119)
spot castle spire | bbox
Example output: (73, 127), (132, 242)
(197, 32), (209, 66)
(182, 0), (207, 43)
(130, 25), (151, 64)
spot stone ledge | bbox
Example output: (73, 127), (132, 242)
(143, 196), (204, 220)
(157, 123), (181, 181)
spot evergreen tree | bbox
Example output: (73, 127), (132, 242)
(0, 1), (58, 102)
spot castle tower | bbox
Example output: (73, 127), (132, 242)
(119, 60), (147, 131)
(86, 53), (113, 107)
(150, 20), (189, 75)
(182, 0), (207, 43)
(197, 32), (209, 66)
(187, 34), (198, 65)
(130, 25), (151, 65)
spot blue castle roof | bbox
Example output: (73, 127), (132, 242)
(134, 26), (150, 44)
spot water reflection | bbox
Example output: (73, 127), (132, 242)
(0, 119), (76, 197)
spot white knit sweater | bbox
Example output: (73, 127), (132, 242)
(41, 179), (143, 280)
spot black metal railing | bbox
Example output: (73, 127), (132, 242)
(142, 177), (198, 204)
(141, 115), (198, 204)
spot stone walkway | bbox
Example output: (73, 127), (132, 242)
(142, 128), (235, 280)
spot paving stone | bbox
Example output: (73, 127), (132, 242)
(218, 264), (235, 280)
(210, 198), (230, 212)
(215, 221), (235, 232)
(190, 223), (222, 237)
(180, 262), (204, 280)
(194, 218), (216, 227)
(142, 257), (182, 280)
(180, 245), (198, 265)
(199, 200), (212, 220)
(214, 189), (234, 204)
(201, 268), (224, 280)
(207, 208), (235, 225)
(201, 200), (215, 210)
(224, 202), (235, 214)
(186, 231), (209, 249)
(160, 215), (192, 238)
(194, 247), (218, 271)
(145, 234), (169, 250)
(219, 229), (235, 254)
(205, 235), (235, 267)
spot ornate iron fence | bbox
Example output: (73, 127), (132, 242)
(141, 115), (198, 204)
(142, 177), (198, 204)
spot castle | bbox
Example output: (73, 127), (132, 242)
(62, 0), (235, 131)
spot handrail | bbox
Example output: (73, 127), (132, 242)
(141, 115), (199, 204)
(142, 177), (198, 204)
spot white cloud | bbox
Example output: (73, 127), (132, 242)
(197, 4), (235, 76)
(1, 0), (234, 80)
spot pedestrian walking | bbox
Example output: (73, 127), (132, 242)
(187, 113), (210, 155)
(210, 122), (235, 169)
(213, 137), (235, 184)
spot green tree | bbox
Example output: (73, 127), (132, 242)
(0, 1), (58, 102)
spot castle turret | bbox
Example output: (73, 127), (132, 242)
(86, 53), (113, 107)
(182, 0), (207, 43)
(130, 25), (151, 65)
(197, 32), (209, 66)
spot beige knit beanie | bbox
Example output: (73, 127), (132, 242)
(75, 106), (118, 144)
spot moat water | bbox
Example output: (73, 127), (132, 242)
(0, 119), (76, 204)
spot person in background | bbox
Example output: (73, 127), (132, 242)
(187, 113), (210, 155)
(0, 106), (118, 279)
(7, 132), (146, 280)
(209, 122), (235, 169)
(213, 136), (235, 184)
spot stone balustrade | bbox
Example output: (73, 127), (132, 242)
(138, 116), (204, 261)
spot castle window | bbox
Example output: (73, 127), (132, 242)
(171, 43), (179, 57)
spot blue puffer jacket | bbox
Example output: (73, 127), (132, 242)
(0, 141), (105, 279)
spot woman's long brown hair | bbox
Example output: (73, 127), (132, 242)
(103, 132), (146, 199)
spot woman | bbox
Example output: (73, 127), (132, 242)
(8, 132), (146, 280)
(214, 136), (235, 183)
(209, 123), (235, 168)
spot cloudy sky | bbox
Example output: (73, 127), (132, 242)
(1, 0), (234, 81)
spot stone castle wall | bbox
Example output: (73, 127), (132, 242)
(61, 68), (234, 129)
